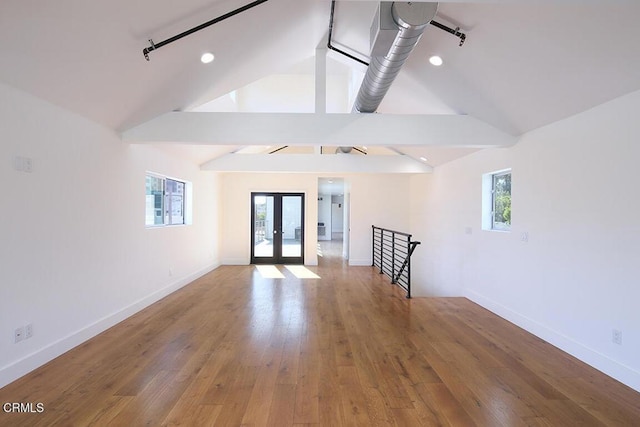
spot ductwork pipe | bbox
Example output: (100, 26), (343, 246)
(353, 2), (438, 113)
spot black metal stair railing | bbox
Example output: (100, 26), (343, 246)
(372, 225), (421, 298)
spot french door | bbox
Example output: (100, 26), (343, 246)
(251, 193), (305, 264)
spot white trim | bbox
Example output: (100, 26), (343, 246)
(349, 258), (372, 266)
(464, 288), (640, 393)
(221, 258), (249, 265)
(0, 263), (219, 388)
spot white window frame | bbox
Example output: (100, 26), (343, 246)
(145, 172), (191, 227)
(482, 168), (511, 232)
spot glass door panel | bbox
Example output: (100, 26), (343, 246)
(253, 195), (274, 259)
(282, 195), (303, 258)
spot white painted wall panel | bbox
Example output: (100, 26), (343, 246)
(0, 83), (221, 387)
(410, 89), (640, 392)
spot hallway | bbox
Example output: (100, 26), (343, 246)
(317, 232), (345, 263)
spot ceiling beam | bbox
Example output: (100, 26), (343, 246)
(122, 112), (516, 147)
(200, 153), (433, 173)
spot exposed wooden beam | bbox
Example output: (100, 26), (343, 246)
(201, 153), (433, 173)
(122, 112), (516, 147)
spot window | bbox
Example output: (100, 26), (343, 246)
(145, 173), (187, 226)
(491, 171), (511, 231)
(165, 179), (185, 225)
(482, 169), (511, 231)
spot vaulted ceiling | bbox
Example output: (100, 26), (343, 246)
(2, 0), (639, 168)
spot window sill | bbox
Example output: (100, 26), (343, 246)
(482, 228), (511, 233)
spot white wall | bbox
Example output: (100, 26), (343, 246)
(220, 173), (412, 266)
(317, 194), (332, 241)
(348, 174), (412, 265)
(0, 83), (221, 387)
(410, 90), (640, 391)
(331, 195), (344, 233)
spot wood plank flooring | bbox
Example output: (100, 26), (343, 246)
(1, 240), (640, 426)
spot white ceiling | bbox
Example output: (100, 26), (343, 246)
(2, 0), (640, 168)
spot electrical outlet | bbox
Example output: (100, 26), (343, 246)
(612, 329), (622, 345)
(14, 156), (24, 171)
(15, 327), (24, 343)
(13, 156), (33, 173)
(25, 323), (33, 339)
(23, 157), (33, 173)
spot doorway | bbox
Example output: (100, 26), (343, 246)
(317, 178), (349, 261)
(251, 192), (305, 264)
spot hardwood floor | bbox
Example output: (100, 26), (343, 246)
(2, 242), (639, 426)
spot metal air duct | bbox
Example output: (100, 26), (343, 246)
(353, 2), (438, 113)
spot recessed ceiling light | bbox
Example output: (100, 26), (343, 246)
(200, 52), (215, 64)
(420, 157), (428, 162)
(429, 55), (443, 66)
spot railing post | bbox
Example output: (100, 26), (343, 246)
(406, 236), (412, 299)
(391, 232), (396, 283)
(371, 225), (375, 267)
(379, 229), (384, 274)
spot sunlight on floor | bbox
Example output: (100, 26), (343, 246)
(255, 265), (321, 279)
(255, 265), (285, 279)
(285, 265), (321, 279)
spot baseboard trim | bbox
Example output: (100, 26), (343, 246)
(464, 288), (640, 393)
(0, 262), (219, 388)
(221, 258), (249, 265)
(349, 259), (372, 266)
